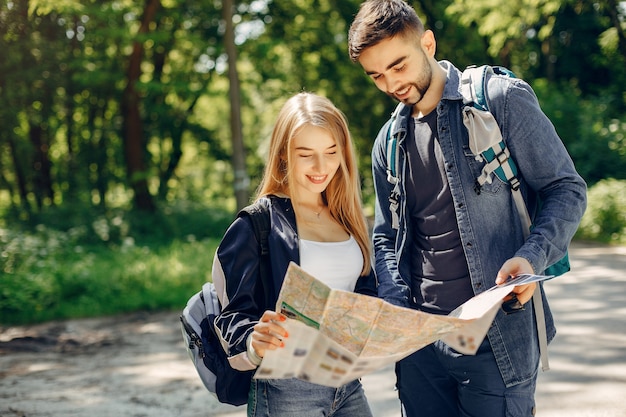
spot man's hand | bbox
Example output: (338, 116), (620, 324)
(496, 256), (536, 305)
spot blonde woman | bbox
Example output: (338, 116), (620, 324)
(212, 92), (376, 417)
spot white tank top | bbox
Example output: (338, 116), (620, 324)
(299, 235), (363, 291)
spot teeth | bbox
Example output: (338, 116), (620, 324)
(310, 175), (325, 181)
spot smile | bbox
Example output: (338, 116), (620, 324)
(308, 175), (327, 184)
(395, 85), (411, 98)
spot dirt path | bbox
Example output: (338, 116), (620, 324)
(0, 310), (244, 416)
(1, 242), (625, 417)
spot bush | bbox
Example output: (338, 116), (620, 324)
(533, 80), (626, 186)
(0, 229), (220, 325)
(575, 179), (626, 244)
(20, 200), (234, 246)
(0, 202), (234, 325)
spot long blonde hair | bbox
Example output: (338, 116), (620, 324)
(256, 92), (371, 274)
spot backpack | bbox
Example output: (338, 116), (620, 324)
(384, 65), (569, 370)
(179, 201), (272, 406)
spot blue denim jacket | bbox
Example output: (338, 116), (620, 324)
(371, 61), (587, 386)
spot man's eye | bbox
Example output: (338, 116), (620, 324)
(394, 64), (405, 72)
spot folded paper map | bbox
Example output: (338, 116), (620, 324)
(254, 262), (552, 387)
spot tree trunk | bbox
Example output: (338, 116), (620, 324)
(7, 135), (30, 212)
(222, 0), (249, 210)
(157, 95), (200, 201)
(121, 0), (161, 212)
(29, 123), (54, 209)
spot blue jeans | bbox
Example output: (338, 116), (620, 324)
(248, 377), (372, 417)
(397, 339), (537, 417)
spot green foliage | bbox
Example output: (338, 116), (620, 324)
(446, 0), (626, 97)
(576, 179), (626, 245)
(532, 79), (626, 185)
(0, 202), (234, 325)
(2, 0), (624, 215)
(447, 0), (560, 58)
(1, 234), (219, 325)
(0, 203), (233, 324)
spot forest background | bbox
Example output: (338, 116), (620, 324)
(1, 0), (626, 325)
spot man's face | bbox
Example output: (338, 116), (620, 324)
(358, 35), (432, 107)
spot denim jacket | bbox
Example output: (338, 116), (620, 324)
(371, 61), (587, 386)
(213, 195), (378, 371)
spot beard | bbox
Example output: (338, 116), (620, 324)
(391, 50), (433, 106)
(394, 78), (431, 106)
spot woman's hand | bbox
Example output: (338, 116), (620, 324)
(250, 311), (289, 359)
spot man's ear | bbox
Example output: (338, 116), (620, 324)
(420, 30), (437, 58)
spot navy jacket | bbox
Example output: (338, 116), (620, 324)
(212, 195), (377, 371)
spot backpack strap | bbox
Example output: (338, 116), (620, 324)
(386, 103), (405, 182)
(462, 65), (521, 188)
(385, 103), (406, 230)
(462, 65), (550, 371)
(461, 65), (515, 110)
(461, 65), (530, 233)
(237, 200), (274, 310)
(461, 65), (490, 109)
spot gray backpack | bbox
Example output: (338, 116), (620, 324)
(180, 201), (271, 406)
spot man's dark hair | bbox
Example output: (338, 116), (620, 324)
(348, 0), (425, 62)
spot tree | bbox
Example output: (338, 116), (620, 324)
(1, 0), (624, 226)
(222, 0), (249, 210)
(121, 0), (161, 212)
(1, 0), (235, 218)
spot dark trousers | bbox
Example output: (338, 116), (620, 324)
(397, 339), (537, 417)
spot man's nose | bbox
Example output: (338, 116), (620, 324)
(385, 74), (400, 94)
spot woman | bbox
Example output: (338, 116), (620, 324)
(212, 92), (376, 417)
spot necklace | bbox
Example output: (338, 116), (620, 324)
(298, 203), (325, 220)
(312, 206), (325, 219)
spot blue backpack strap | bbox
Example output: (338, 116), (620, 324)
(385, 103), (405, 230)
(385, 103), (404, 182)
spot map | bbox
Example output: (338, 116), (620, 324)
(255, 262), (552, 387)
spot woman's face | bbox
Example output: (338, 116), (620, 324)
(289, 125), (341, 199)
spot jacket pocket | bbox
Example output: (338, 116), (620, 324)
(463, 145), (506, 195)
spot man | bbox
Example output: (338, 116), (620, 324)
(348, 1), (587, 416)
